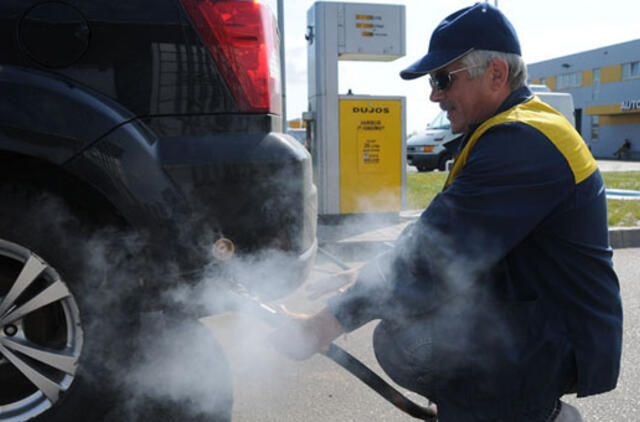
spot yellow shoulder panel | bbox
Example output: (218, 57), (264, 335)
(444, 96), (596, 188)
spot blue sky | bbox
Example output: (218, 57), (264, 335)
(281, 0), (640, 134)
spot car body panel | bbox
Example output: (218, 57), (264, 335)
(0, 65), (135, 164)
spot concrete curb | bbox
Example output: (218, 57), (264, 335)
(609, 227), (640, 249)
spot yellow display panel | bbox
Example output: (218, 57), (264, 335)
(339, 98), (402, 213)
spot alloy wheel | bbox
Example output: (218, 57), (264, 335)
(0, 239), (83, 421)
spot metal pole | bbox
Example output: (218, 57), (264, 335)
(277, 0), (287, 130)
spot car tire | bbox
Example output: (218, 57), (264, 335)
(115, 315), (234, 422)
(0, 185), (233, 422)
(417, 165), (429, 172)
(438, 152), (452, 171)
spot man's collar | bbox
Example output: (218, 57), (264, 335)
(463, 85), (533, 139)
(495, 85), (534, 115)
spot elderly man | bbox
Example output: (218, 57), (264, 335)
(269, 4), (622, 421)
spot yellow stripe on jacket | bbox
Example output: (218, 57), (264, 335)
(444, 96), (597, 189)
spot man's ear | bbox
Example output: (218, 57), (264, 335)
(488, 58), (509, 90)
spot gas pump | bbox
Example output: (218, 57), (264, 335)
(306, 2), (407, 216)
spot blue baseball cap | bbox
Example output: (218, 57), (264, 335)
(400, 3), (521, 80)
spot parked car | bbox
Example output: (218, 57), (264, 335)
(0, 1), (317, 421)
(406, 111), (459, 172)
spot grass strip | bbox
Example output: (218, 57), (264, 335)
(407, 171), (640, 227)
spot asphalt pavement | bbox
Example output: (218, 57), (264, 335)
(596, 159), (640, 172)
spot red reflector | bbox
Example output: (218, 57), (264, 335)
(181, 0), (282, 114)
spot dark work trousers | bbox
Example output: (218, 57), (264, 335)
(372, 319), (575, 422)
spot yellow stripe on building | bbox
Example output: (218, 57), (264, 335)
(586, 104), (622, 115)
(582, 69), (593, 86)
(586, 104), (640, 116)
(600, 115), (640, 125)
(600, 65), (622, 83)
(545, 76), (557, 91)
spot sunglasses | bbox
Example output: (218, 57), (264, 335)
(428, 65), (482, 91)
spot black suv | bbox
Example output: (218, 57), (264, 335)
(0, 1), (317, 421)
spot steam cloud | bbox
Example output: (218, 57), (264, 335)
(12, 188), (518, 421)
(13, 192), (310, 421)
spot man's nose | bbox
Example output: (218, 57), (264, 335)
(429, 86), (445, 103)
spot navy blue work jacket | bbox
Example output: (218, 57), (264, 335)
(329, 87), (623, 417)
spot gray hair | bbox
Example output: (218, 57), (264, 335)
(459, 50), (528, 90)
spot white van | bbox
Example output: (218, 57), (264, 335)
(406, 88), (576, 172)
(406, 110), (459, 172)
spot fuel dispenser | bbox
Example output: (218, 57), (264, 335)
(306, 2), (406, 216)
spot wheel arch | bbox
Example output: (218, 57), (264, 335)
(0, 65), (136, 165)
(0, 150), (128, 229)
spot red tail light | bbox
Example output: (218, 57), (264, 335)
(181, 0), (282, 114)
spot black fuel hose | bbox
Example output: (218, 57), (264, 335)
(228, 284), (438, 421)
(321, 343), (437, 420)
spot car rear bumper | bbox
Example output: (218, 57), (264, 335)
(159, 131), (318, 296)
(407, 153), (440, 169)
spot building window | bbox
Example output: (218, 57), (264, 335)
(591, 115), (599, 140)
(622, 61), (640, 80)
(557, 71), (582, 89)
(592, 68), (601, 100)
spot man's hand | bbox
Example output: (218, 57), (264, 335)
(267, 307), (344, 360)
